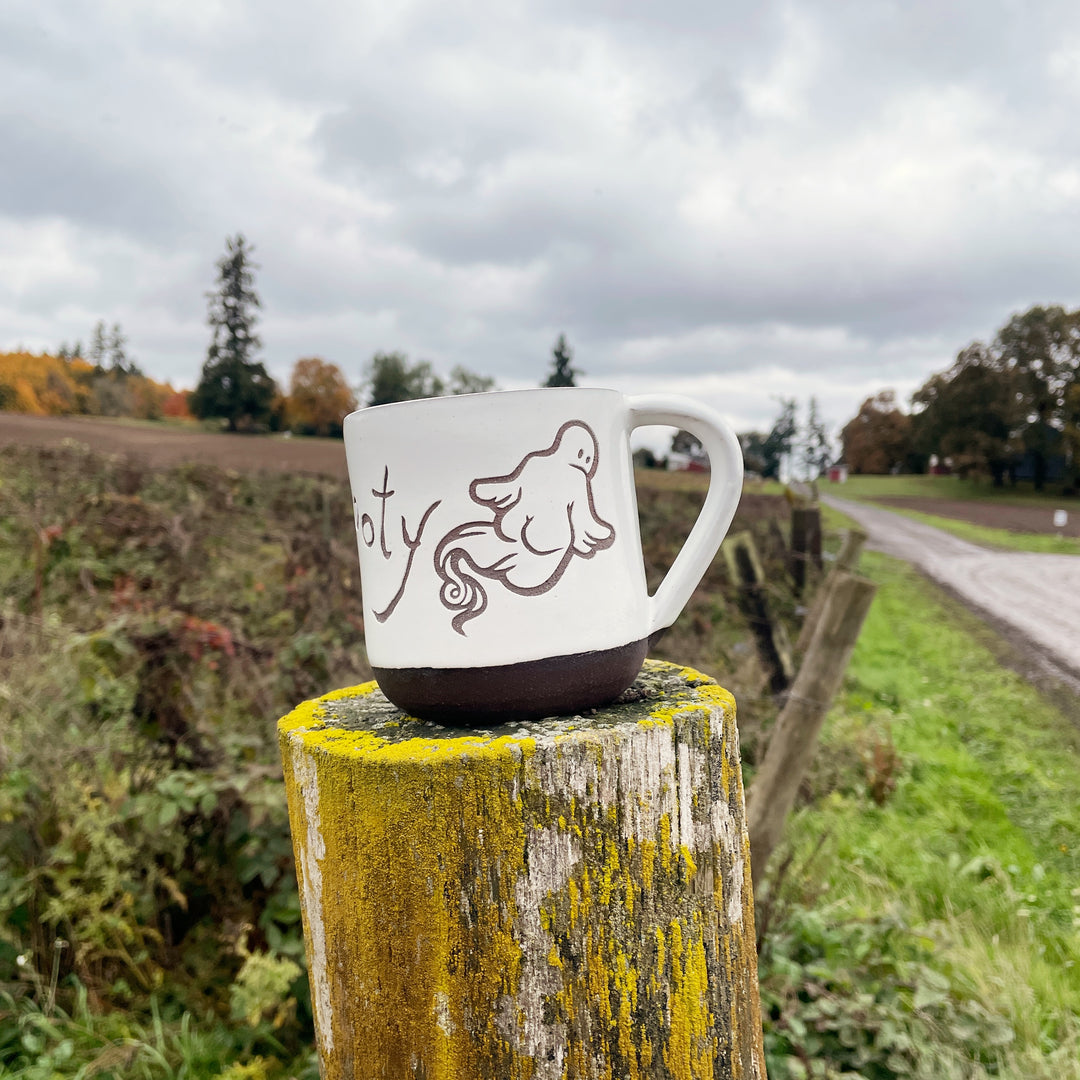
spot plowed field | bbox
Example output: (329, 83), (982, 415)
(0, 412), (349, 477)
(873, 494), (1080, 538)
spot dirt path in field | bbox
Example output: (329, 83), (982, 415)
(825, 495), (1080, 690)
(0, 412), (349, 476)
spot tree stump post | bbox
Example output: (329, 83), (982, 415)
(279, 659), (765, 1080)
(747, 571), (878, 889)
(795, 527), (867, 654)
(722, 530), (795, 695)
(789, 505), (822, 596)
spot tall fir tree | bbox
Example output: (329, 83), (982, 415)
(800, 397), (833, 480)
(191, 234), (276, 431)
(542, 333), (581, 387)
(761, 398), (797, 480)
(108, 323), (128, 374)
(89, 320), (108, 371)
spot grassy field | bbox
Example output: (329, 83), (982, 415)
(2, 446), (1078, 1078)
(0, 444), (798, 1078)
(762, 552), (1080, 1078)
(835, 473), (1078, 505)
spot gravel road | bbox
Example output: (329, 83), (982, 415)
(824, 495), (1080, 686)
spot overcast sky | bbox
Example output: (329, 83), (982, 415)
(3, 0), (1080, 438)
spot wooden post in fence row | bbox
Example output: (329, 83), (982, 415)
(795, 527), (867, 654)
(722, 530), (795, 695)
(279, 659), (765, 1080)
(789, 504), (823, 596)
(746, 571), (878, 890)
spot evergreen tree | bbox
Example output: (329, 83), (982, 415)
(191, 234), (276, 431)
(799, 397), (833, 480)
(109, 323), (128, 374)
(89, 321), (108, 371)
(542, 334), (580, 387)
(761, 398), (797, 480)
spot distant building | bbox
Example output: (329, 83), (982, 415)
(667, 452), (709, 472)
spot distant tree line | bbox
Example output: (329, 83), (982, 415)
(660, 397), (833, 480)
(186, 235), (582, 436)
(4, 229), (587, 437)
(357, 331), (580, 407)
(841, 305), (1080, 489)
(0, 315), (187, 420)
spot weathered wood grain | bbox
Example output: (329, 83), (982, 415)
(722, 530), (795, 694)
(747, 572), (878, 888)
(279, 659), (764, 1080)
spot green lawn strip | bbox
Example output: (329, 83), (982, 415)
(837, 474), (1078, 505)
(785, 551), (1080, 1053)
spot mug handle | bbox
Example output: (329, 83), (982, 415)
(627, 395), (744, 642)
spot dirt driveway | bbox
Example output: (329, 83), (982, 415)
(0, 412), (349, 477)
(872, 495), (1080, 539)
(825, 495), (1080, 688)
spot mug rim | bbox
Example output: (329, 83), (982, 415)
(344, 385), (622, 427)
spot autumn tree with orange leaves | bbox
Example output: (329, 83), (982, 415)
(841, 390), (913, 475)
(286, 357), (358, 437)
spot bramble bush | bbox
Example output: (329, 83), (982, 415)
(6, 442), (1057, 1076)
(759, 901), (1015, 1079)
(0, 444), (803, 1072)
(0, 443), (377, 1069)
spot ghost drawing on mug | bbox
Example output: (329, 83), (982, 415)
(344, 387), (742, 723)
(434, 420), (616, 636)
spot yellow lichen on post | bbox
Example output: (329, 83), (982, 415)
(278, 659), (765, 1080)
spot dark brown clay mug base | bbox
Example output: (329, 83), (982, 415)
(373, 638), (649, 725)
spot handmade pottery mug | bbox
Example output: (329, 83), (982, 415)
(343, 387), (743, 722)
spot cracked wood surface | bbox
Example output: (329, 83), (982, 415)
(278, 660), (765, 1080)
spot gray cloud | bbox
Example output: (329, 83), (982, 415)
(3, 0), (1080, 433)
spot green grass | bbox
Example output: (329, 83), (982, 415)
(643, 470), (1079, 507)
(780, 551), (1080, 1075)
(4, 445), (1078, 1076)
(0, 985), (319, 1079)
(837, 473), (1078, 505)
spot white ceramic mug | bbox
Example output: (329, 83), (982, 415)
(343, 387), (742, 721)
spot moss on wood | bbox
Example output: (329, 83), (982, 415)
(279, 659), (764, 1079)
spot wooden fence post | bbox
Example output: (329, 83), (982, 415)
(279, 659), (765, 1080)
(789, 505), (822, 596)
(795, 527), (867, 654)
(722, 530), (795, 695)
(746, 571), (877, 890)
